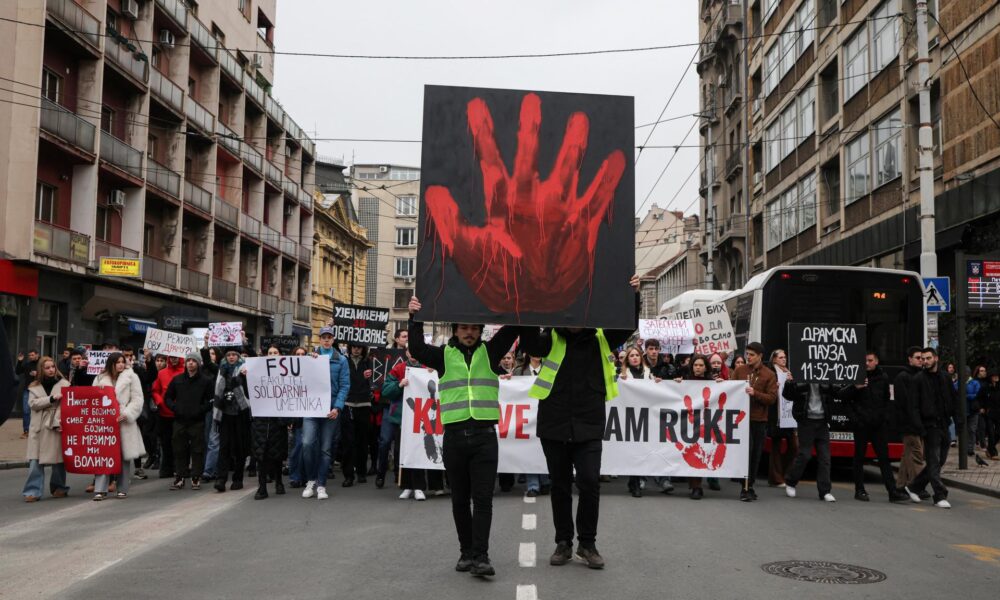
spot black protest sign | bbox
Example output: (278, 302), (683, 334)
(333, 304), (390, 346)
(788, 323), (867, 385)
(416, 85), (636, 328)
(370, 349), (407, 387)
(261, 335), (300, 355)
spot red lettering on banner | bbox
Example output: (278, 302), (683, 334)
(498, 404), (530, 439)
(411, 397), (443, 435)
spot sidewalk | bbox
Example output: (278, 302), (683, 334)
(940, 452), (1000, 500)
(0, 420), (28, 468)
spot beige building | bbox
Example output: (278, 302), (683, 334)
(0, 0), (316, 354)
(638, 214), (705, 318)
(634, 204), (688, 278)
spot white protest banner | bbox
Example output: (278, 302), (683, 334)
(401, 369), (750, 477)
(244, 355), (331, 418)
(207, 322), (244, 346)
(639, 319), (695, 354)
(143, 327), (198, 358)
(668, 302), (736, 356)
(776, 368), (797, 429)
(85, 351), (111, 376)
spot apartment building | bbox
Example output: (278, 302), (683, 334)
(634, 204), (689, 278)
(0, 0), (316, 353)
(638, 214), (705, 318)
(350, 163), (420, 335)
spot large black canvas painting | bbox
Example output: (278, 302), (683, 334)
(416, 85), (635, 329)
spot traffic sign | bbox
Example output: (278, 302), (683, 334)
(924, 276), (950, 313)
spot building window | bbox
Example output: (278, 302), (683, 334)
(874, 109), (903, 187)
(845, 132), (870, 204)
(396, 195), (417, 216)
(797, 86), (815, 141)
(763, 44), (779, 96)
(101, 106), (114, 134)
(211, 23), (226, 45)
(41, 68), (61, 104)
(238, 0), (251, 20)
(35, 182), (57, 223)
(798, 172), (817, 231)
(797, 1), (816, 52)
(844, 0), (899, 101)
(780, 27), (796, 77)
(395, 257), (414, 278)
(143, 224), (154, 254)
(780, 107), (796, 159)
(394, 288), (412, 309)
(844, 23), (869, 100)
(871, 0), (900, 73)
(106, 7), (119, 34)
(95, 205), (110, 242)
(395, 227), (416, 247)
(766, 200), (781, 250)
(782, 187), (798, 241)
(765, 121), (780, 172)
(763, 0), (779, 23)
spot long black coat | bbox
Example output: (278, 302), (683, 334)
(251, 417), (289, 463)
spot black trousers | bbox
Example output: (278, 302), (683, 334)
(342, 406), (371, 480)
(910, 426), (949, 501)
(988, 415), (1000, 457)
(541, 438), (602, 547)
(217, 411), (250, 484)
(853, 423), (895, 494)
(442, 427), (498, 559)
(172, 419), (205, 479)
(747, 421), (767, 489)
(156, 416), (175, 476)
(785, 418), (832, 497)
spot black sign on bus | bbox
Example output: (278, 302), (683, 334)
(788, 323), (867, 385)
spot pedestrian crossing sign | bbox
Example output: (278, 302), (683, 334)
(924, 276), (950, 313)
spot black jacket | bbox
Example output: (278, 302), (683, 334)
(648, 358), (675, 381)
(893, 365), (924, 435)
(67, 364), (95, 387)
(913, 368), (956, 429)
(164, 369), (215, 422)
(837, 366), (890, 429)
(345, 356), (373, 405)
(15, 358), (38, 391)
(783, 381), (836, 426)
(985, 382), (1000, 420)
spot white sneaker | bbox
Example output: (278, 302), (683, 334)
(934, 498), (952, 509)
(785, 485), (796, 498)
(904, 486), (921, 503)
(399, 489), (413, 500)
(414, 489), (427, 501)
(823, 493), (836, 502)
(302, 481), (316, 499)
(316, 486), (329, 500)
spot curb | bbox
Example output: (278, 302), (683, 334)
(939, 474), (1000, 500)
(0, 460), (28, 470)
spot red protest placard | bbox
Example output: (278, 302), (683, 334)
(60, 386), (121, 475)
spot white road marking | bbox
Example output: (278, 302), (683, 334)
(83, 557), (122, 580)
(516, 584), (538, 600)
(522, 513), (537, 530)
(518, 542), (537, 567)
(523, 495), (536, 504)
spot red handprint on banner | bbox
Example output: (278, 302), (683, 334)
(671, 386), (746, 470)
(424, 93), (626, 314)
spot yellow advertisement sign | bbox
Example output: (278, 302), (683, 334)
(99, 257), (141, 277)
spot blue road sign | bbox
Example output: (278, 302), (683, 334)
(924, 276), (950, 313)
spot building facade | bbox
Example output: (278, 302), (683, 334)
(0, 0), (316, 354)
(635, 204), (688, 278)
(638, 214), (705, 317)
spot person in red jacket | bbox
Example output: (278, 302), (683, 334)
(152, 356), (184, 479)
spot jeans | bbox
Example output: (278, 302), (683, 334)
(22, 460), (68, 498)
(21, 390), (30, 433)
(289, 425), (304, 483)
(525, 473), (550, 493)
(747, 421), (768, 489)
(376, 406), (398, 478)
(785, 418), (832, 497)
(911, 426), (949, 501)
(853, 423), (895, 494)
(203, 411), (220, 477)
(443, 427), (499, 559)
(302, 415), (341, 487)
(542, 438), (602, 547)
(96, 457), (132, 494)
(341, 405), (371, 480)
(967, 413), (981, 453)
(173, 419), (206, 479)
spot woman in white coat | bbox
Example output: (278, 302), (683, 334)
(21, 357), (70, 502)
(92, 352), (146, 500)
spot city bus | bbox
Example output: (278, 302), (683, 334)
(660, 266), (926, 459)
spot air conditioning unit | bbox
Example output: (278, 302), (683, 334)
(753, 172), (762, 186)
(379, 165), (389, 173)
(122, 0), (140, 20)
(108, 189), (127, 208)
(159, 29), (175, 48)
(252, 54), (264, 69)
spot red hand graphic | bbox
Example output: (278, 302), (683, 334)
(671, 387), (747, 470)
(424, 93), (626, 314)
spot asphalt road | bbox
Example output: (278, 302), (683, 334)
(1, 467), (998, 599)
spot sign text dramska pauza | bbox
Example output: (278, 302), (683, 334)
(788, 323), (867, 385)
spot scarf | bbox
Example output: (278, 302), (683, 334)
(41, 375), (60, 395)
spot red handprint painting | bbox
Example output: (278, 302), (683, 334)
(417, 85), (635, 328)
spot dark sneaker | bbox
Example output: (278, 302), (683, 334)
(854, 490), (870, 502)
(889, 489), (910, 503)
(574, 545), (605, 569)
(230, 480), (243, 491)
(739, 489), (752, 502)
(707, 478), (721, 491)
(214, 480), (227, 493)
(470, 556), (495, 577)
(689, 487), (704, 500)
(254, 487), (269, 500)
(170, 478), (185, 490)
(550, 541), (573, 566)
(526, 489), (539, 498)
(917, 490), (931, 501)
(748, 488), (758, 501)
(455, 555), (474, 572)
(191, 478), (201, 491)
(375, 476), (385, 489)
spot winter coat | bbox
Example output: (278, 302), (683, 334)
(346, 356), (373, 407)
(837, 366), (891, 429)
(26, 378), (69, 465)
(731, 363), (779, 422)
(15, 358), (38, 393)
(893, 366), (923, 435)
(214, 369), (250, 416)
(382, 360), (423, 426)
(164, 369), (215, 423)
(94, 370), (147, 461)
(618, 364), (652, 381)
(315, 346), (350, 411)
(914, 368), (956, 429)
(967, 377), (987, 413)
(152, 360), (185, 418)
(783, 381), (837, 426)
(251, 417), (289, 463)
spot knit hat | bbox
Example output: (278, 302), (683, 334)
(185, 352), (203, 366)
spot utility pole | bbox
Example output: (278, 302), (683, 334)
(915, 0), (937, 345)
(742, 0), (751, 287)
(705, 122), (715, 290)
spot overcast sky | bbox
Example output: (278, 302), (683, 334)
(273, 0), (701, 218)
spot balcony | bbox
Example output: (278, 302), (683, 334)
(39, 98), (96, 154)
(33, 221), (89, 265)
(142, 255), (177, 287)
(184, 180), (213, 214)
(151, 69), (185, 115)
(298, 244), (312, 264)
(715, 213), (748, 247)
(46, 0), (101, 53)
(725, 152), (743, 180)
(295, 304), (310, 322)
(105, 39), (150, 86)
(215, 198), (239, 229)
(260, 293), (279, 314)
(154, 0), (188, 31)
(301, 137), (316, 158)
(240, 213), (261, 240)
(244, 72), (265, 108)
(298, 188), (313, 212)
(265, 160), (283, 187)
(212, 277), (236, 303)
(189, 17), (218, 62)
(180, 268), (209, 295)
(282, 177), (299, 200)
(93, 239), (139, 262)
(699, 166), (721, 194)
(265, 95), (284, 126)
(238, 286), (259, 309)
(261, 224), (281, 249)
(320, 180), (351, 195)
(242, 142), (263, 174)
(100, 131), (143, 179)
(219, 48), (243, 87)
(279, 299), (295, 316)
(146, 158), (181, 199)
(216, 121), (241, 158)
(185, 95), (214, 135)
(283, 115), (304, 145)
(280, 236), (297, 257)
